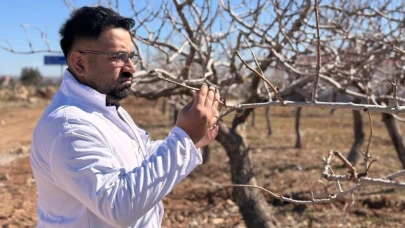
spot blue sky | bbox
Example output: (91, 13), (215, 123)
(0, 0), (140, 77)
(0, 0), (274, 78)
(0, 0), (220, 77)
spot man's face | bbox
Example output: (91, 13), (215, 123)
(79, 28), (136, 103)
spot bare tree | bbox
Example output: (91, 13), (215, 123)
(294, 107), (303, 149)
(347, 109), (365, 164)
(265, 106), (272, 135)
(4, 0), (405, 227)
(128, 0), (405, 226)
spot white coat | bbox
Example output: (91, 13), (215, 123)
(30, 70), (202, 227)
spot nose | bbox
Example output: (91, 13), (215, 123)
(122, 60), (136, 74)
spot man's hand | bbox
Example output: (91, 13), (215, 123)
(176, 84), (220, 146)
(194, 124), (218, 148)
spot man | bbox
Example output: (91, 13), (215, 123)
(30, 6), (219, 228)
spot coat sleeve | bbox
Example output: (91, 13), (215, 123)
(49, 124), (202, 228)
(143, 127), (200, 158)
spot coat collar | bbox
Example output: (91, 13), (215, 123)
(59, 69), (117, 112)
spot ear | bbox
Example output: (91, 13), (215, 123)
(69, 51), (87, 78)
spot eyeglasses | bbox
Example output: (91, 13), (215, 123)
(78, 50), (139, 67)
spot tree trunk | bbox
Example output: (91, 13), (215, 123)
(214, 46), (281, 227)
(216, 120), (279, 228)
(347, 110), (365, 164)
(265, 106), (272, 136)
(382, 113), (405, 168)
(161, 98), (167, 115)
(251, 109), (256, 128)
(294, 107), (302, 148)
(202, 145), (210, 164)
(172, 105), (179, 125)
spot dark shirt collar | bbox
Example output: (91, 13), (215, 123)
(106, 101), (120, 110)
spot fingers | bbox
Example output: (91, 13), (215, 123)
(193, 83), (220, 128)
(209, 115), (219, 129)
(212, 89), (220, 111)
(194, 84), (219, 111)
(211, 88), (220, 125)
(193, 84), (208, 109)
(208, 124), (219, 139)
(204, 85), (217, 109)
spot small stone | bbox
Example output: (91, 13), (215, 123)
(286, 215), (294, 222)
(212, 218), (224, 225)
(226, 199), (235, 206)
(28, 97), (38, 104)
(181, 210), (191, 217)
(16, 146), (29, 155)
(229, 205), (239, 213)
(189, 220), (199, 227)
(0, 173), (10, 181)
(233, 223), (245, 228)
(175, 214), (184, 222)
(208, 212), (217, 219)
(26, 177), (35, 186)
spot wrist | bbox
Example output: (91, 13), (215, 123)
(175, 125), (199, 144)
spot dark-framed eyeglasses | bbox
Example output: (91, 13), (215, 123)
(78, 50), (139, 67)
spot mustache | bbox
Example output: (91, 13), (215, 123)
(119, 72), (133, 78)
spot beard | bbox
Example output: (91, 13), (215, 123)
(108, 84), (131, 100)
(107, 71), (132, 101)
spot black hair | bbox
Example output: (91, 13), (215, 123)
(59, 6), (135, 58)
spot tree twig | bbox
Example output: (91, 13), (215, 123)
(311, 0), (321, 102)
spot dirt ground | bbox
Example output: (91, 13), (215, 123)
(1, 95), (405, 227)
